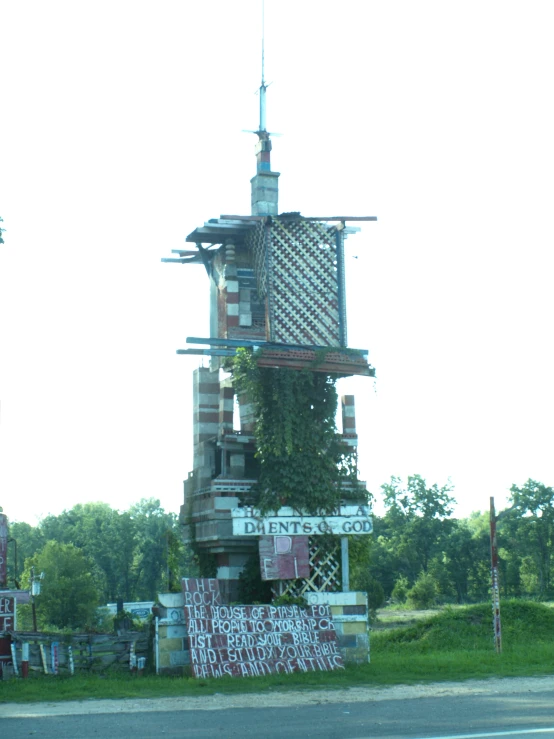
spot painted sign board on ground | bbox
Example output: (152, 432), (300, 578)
(232, 505), (372, 536)
(181, 578), (343, 679)
(259, 535), (310, 580)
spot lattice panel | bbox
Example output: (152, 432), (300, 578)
(247, 220), (269, 300)
(269, 219), (340, 347)
(274, 538), (341, 598)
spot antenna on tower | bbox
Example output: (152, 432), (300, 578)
(259, 0), (267, 132)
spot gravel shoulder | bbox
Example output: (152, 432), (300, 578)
(3, 675), (554, 718)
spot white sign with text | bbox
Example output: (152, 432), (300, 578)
(231, 505), (372, 536)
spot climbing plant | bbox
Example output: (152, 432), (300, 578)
(228, 349), (363, 515)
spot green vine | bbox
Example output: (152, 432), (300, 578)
(228, 348), (363, 515)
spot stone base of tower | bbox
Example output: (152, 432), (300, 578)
(180, 365), (365, 598)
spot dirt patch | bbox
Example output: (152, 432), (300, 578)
(3, 676), (554, 718)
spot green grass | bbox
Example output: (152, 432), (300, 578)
(2, 600), (553, 703)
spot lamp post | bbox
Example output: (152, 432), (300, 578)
(30, 567), (44, 632)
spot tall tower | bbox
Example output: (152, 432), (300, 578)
(163, 29), (376, 602)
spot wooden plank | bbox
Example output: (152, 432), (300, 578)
(259, 535), (310, 580)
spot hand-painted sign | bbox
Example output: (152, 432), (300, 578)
(232, 505), (372, 536)
(0, 513), (8, 588)
(181, 580), (343, 680)
(259, 536), (310, 580)
(182, 578), (221, 607)
(0, 595), (15, 632)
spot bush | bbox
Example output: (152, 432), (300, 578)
(391, 575), (410, 604)
(407, 572), (437, 609)
(365, 577), (385, 617)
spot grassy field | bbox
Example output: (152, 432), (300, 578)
(2, 600), (553, 703)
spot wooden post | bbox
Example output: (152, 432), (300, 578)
(341, 536), (350, 592)
(490, 496), (502, 654)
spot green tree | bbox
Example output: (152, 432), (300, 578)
(464, 511), (494, 601)
(40, 503), (137, 602)
(381, 475), (455, 578)
(23, 542), (100, 629)
(129, 498), (183, 599)
(505, 480), (554, 596)
(7, 521), (45, 586)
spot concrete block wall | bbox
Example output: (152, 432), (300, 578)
(341, 395), (358, 449)
(192, 367), (219, 473)
(156, 589), (369, 675)
(156, 593), (189, 675)
(304, 591), (369, 664)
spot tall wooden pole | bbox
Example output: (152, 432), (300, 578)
(490, 497), (502, 654)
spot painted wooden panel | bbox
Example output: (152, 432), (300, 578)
(180, 585), (344, 680)
(0, 595), (15, 632)
(182, 578), (222, 607)
(258, 535), (310, 581)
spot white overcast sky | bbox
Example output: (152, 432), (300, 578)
(1, 1), (553, 525)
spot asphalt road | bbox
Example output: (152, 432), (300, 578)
(2, 686), (554, 739)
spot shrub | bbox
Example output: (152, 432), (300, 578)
(391, 575), (410, 604)
(407, 572), (437, 609)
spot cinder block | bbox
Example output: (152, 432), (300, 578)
(343, 646), (370, 664)
(158, 593), (185, 608)
(165, 625), (188, 639)
(158, 652), (172, 668)
(304, 592), (367, 607)
(336, 634), (357, 648)
(170, 650), (190, 666)
(159, 637), (185, 652)
(343, 605), (367, 616)
(343, 622), (368, 636)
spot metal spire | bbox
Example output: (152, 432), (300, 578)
(251, 0), (279, 215)
(259, 0), (267, 132)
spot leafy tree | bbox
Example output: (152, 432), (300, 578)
(504, 480), (554, 596)
(129, 498), (183, 599)
(464, 511), (494, 601)
(380, 475), (455, 579)
(438, 520), (487, 603)
(7, 521), (46, 586)
(40, 503), (136, 602)
(23, 542), (100, 629)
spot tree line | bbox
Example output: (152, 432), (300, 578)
(4, 477), (554, 629)
(6, 498), (194, 629)
(351, 476), (554, 610)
